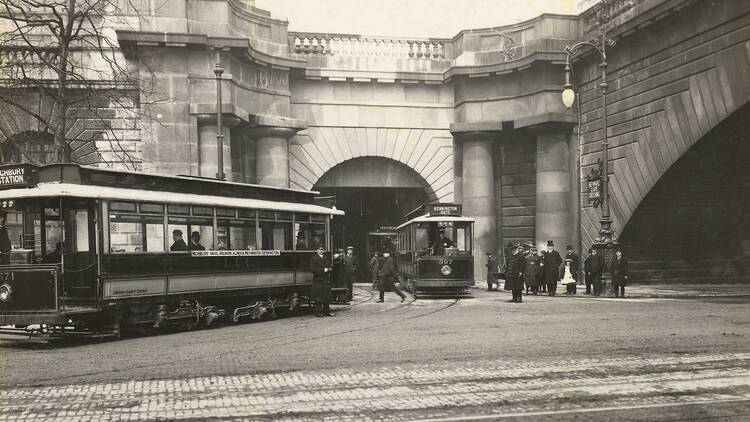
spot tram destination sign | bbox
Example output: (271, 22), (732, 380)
(190, 249), (281, 257)
(0, 164), (37, 188)
(426, 204), (462, 217)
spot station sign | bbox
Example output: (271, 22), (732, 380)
(426, 203), (462, 217)
(0, 164), (37, 188)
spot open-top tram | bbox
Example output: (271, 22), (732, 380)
(0, 163), (343, 337)
(396, 203), (474, 297)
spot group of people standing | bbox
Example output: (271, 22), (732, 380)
(487, 241), (630, 302)
(309, 245), (359, 317)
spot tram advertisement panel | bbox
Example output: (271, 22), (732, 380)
(190, 250), (281, 257)
(0, 266), (58, 312)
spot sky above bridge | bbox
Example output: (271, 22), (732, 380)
(255, 0), (592, 38)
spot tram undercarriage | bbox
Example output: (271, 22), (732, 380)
(0, 288), (320, 339)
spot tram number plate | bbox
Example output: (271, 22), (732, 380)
(0, 272), (14, 282)
(439, 259), (453, 265)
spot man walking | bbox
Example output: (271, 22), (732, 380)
(377, 251), (407, 303)
(310, 245), (334, 317)
(543, 241), (562, 296)
(586, 247), (604, 296)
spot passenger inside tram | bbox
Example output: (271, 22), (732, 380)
(170, 229), (188, 251)
(189, 231), (205, 251)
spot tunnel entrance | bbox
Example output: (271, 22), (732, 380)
(313, 157), (432, 272)
(620, 103), (750, 284)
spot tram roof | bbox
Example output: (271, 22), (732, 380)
(0, 183), (345, 215)
(396, 215), (475, 230)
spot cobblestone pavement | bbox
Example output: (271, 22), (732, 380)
(1, 286), (749, 421)
(1, 352), (748, 421)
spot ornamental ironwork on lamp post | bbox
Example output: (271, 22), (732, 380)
(214, 47), (226, 180)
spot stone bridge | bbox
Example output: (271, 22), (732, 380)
(1, 0), (748, 282)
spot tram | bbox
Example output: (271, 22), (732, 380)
(0, 163), (343, 336)
(395, 203), (474, 296)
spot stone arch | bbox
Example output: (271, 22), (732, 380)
(618, 102), (750, 283)
(289, 126), (454, 202)
(580, 40), (750, 248)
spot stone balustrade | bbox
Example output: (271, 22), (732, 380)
(0, 45), (59, 68)
(288, 32), (451, 60)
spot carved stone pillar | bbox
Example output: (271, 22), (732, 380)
(459, 132), (497, 282)
(247, 115), (307, 188)
(196, 114), (241, 180)
(535, 131), (572, 250)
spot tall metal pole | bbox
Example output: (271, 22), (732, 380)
(598, 29), (612, 243)
(214, 47), (225, 180)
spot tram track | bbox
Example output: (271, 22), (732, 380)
(7, 292), (461, 387)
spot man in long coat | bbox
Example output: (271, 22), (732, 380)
(543, 240), (562, 296)
(310, 245), (334, 317)
(610, 249), (629, 298)
(343, 246), (358, 301)
(377, 251), (406, 303)
(507, 244), (525, 302)
(486, 252), (501, 291)
(585, 248), (604, 296)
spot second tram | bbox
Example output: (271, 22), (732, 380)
(396, 203), (474, 296)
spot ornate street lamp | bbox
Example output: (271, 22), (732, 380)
(214, 46), (225, 180)
(562, 0), (620, 292)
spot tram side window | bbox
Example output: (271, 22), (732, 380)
(189, 221), (213, 251)
(66, 209), (89, 252)
(294, 222), (325, 250)
(109, 212), (164, 253)
(260, 218), (292, 251)
(109, 216), (142, 253)
(456, 223), (472, 254)
(167, 221), (189, 252)
(415, 224), (429, 254)
(218, 219), (257, 250)
(3, 210), (23, 250)
(44, 208), (63, 258)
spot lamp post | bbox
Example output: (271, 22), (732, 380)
(562, 36), (615, 245)
(562, 1), (619, 293)
(213, 47), (225, 180)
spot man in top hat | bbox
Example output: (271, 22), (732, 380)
(310, 245), (334, 317)
(507, 243), (526, 302)
(343, 245), (358, 301)
(542, 240), (563, 296)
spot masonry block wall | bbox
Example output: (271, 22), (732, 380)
(576, 1), (750, 252)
